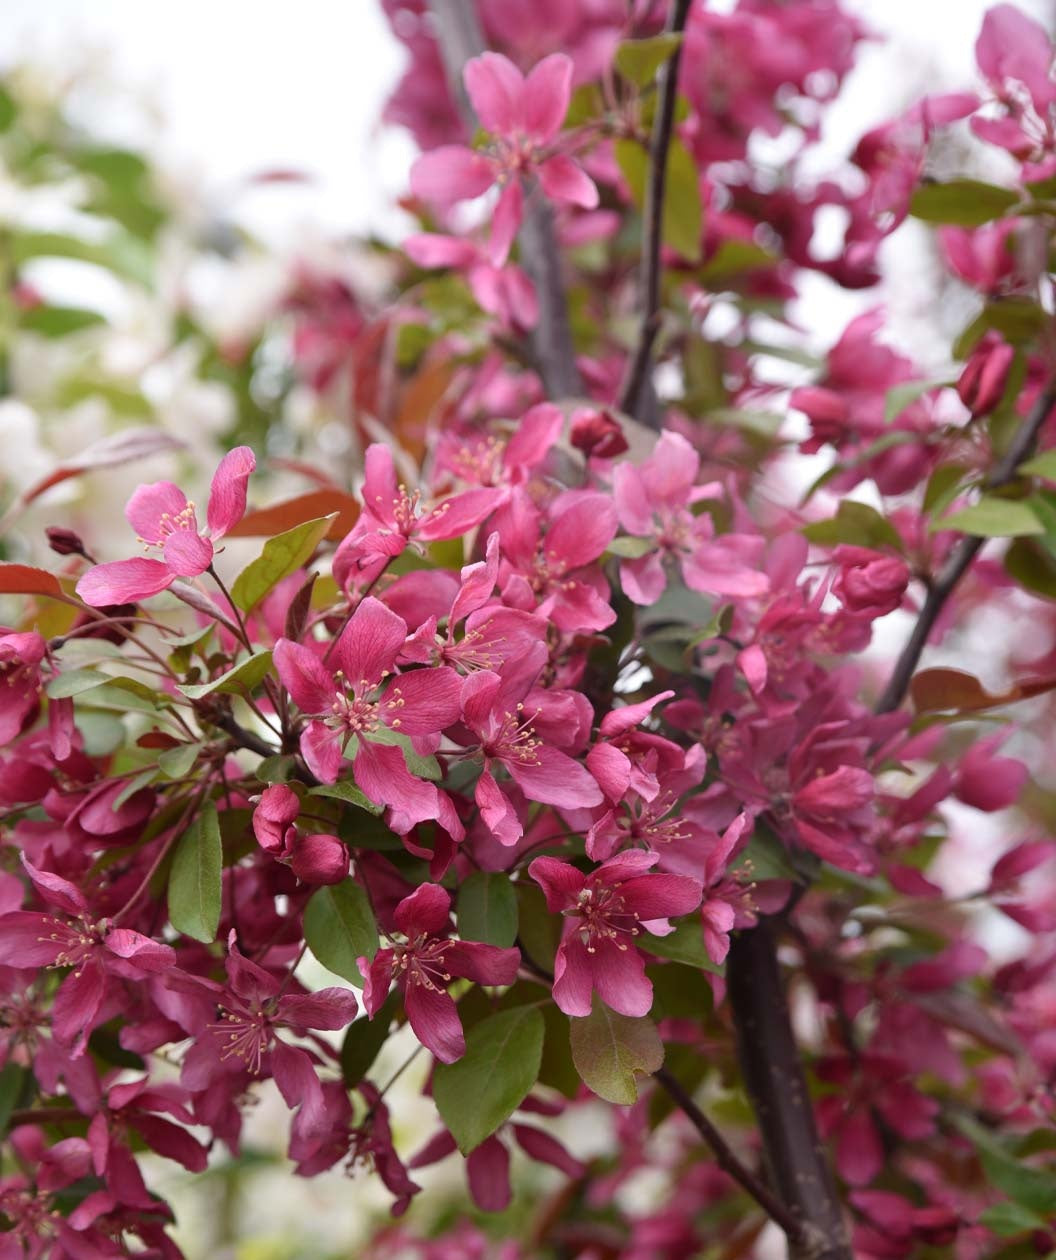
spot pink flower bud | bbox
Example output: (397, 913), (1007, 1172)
(832, 545), (910, 618)
(956, 335), (1014, 417)
(570, 407), (629, 459)
(790, 386), (850, 443)
(289, 832), (350, 885)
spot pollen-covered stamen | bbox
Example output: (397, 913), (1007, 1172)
(138, 500), (200, 551)
(485, 703), (542, 765)
(210, 1006), (274, 1074)
(633, 792), (690, 847)
(326, 671), (381, 737)
(0, 650), (34, 687)
(655, 507), (693, 553)
(443, 624), (505, 671)
(451, 435), (506, 485)
(391, 936), (452, 992)
(48, 921), (103, 971)
(570, 885), (640, 953)
(383, 484), (423, 537)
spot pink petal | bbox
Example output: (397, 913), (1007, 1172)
(395, 883), (452, 937)
(461, 669), (503, 731)
(125, 481), (188, 544)
(464, 52), (525, 136)
(551, 936), (595, 1017)
(538, 154), (598, 208)
(53, 959), (107, 1054)
(620, 873), (703, 921)
(507, 745), (603, 809)
(337, 596), (407, 688)
(130, 1116), (208, 1172)
(405, 982), (465, 1063)
(272, 1040), (327, 1145)
(522, 54), (574, 142)
(162, 529), (214, 577)
(475, 768), (524, 847)
(404, 232), (479, 269)
(279, 988), (359, 1032)
(410, 146), (496, 207)
(274, 639), (336, 714)
(489, 179), (523, 267)
(466, 1134), (511, 1212)
(586, 743), (632, 803)
(620, 552), (667, 605)
(513, 1124), (584, 1177)
(837, 1108), (884, 1186)
(300, 721), (344, 784)
(418, 487), (504, 541)
(104, 929), (176, 972)
(443, 940), (521, 986)
(590, 936), (652, 1017)
(505, 403), (563, 470)
(450, 531), (500, 626)
(289, 833), (350, 885)
(545, 492), (618, 568)
(206, 445), (256, 537)
(598, 691), (675, 739)
(76, 557), (174, 606)
(0, 912), (66, 966)
(21, 855), (86, 914)
(528, 856), (584, 912)
(353, 738), (439, 826)
(382, 666), (461, 737)
(358, 950), (394, 1017)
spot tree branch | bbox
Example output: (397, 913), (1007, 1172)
(618, 0), (692, 427)
(726, 921), (852, 1260)
(426, 0), (581, 398)
(655, 1066), (808, 1246)
(876, 373), (1056, 713)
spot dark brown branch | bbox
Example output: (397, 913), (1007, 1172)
(427, 0), (581, 398)
(618, 0), (692, 426)
(876, 373), (1056, 713)
(655, 1066), (807, 1245)
(726, 922), (852, 1260)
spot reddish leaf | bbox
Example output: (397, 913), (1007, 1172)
(226, 490), (359, 541)
(910, 667), (1056, 713)
(19, 429), (182, 507)
(0, 564), (65, 599)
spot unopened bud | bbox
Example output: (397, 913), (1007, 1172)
(570, 407), (628, 459)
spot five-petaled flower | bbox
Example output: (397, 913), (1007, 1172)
(410, 52), (598, 266)
(76, 446), (256, 606)
(357, 884), (520, 1063)
(528, 851), (703, 1018)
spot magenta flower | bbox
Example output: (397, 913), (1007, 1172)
(252, 783), (350, 885)
(831, 545), (910, 619)
(404, 232), (539, 332)
(0, 857), (175, 1055)
(410, 52), (598, 266)
(528, 851), (703, 1018)
(76, 445), (256, 606)
(274, 597), (462, 829)
(612, 431), (770, 605)
(460, 663), (603, 847)
(0, 629), (45, 746)
(357, 884), (520, 1063)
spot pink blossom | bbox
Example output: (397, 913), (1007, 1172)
(357, 883), (520, 1062)
(612, 431), (769, 604)
(274, 596), (462, 829)
(410, 52), (597, 265)
(404, 232), (538, 331)
(76, 446), (256, 605)
(831, 546), (910, 619)
(956, 333), (1015, 417)
(529, 851), (702, 1017)
(0, 629), (45, 746)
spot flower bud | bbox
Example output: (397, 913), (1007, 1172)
(832, 545), (910, 618)
(290, 832), (350, 885)
(46, 527), (91, 559)
(789, 386), (849, 444)
(570, 407), (629, 459)
(956, 335), (1014, 417)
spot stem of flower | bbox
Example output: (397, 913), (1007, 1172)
(618, 0), (692, 428)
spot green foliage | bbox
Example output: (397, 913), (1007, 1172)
(230, 516), (337, 613)
(433, 1006), (544, 1153)
(614, 33), (684, 86)
(938, 498), (1043, 537)
(802, 500), (904, 550)
(457, 871), (519, 947)
(168, 803), (223, 943)
(570, 999), (664, 1104)
(303, 879), (379, 986)
(909, 179), (1019, 227)
(179, 650), (274, 699)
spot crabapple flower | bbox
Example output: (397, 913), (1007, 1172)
(76, 446), (256, 605)
(357, 884), (520, 1063)
(273, 596), (462, 827)
(0, 629), (45, 746)
(404, 232), (538, 332)
(612, 430), (769, 604)
(410, 52), (598, 265)
(831, 546), (910, 619)
(252, 784), (350, 885)
(529, 851), (702, 1017)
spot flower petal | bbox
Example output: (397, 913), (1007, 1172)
(162, 529), (214, 577)
(381, 666), (462, 737)
(76, 558), (174, 606)
(125, 481), (188, 545)
(410, 146), (495, 206)
(274, 639), (336, 715)
(528, 856), (584, 912)
(522, 54), (573, 142)
(394, 883), (452, 937)
(538, 154), (598, 208)
(206, 446), (256, 537)
(337, 597), (407, 689)
(464, 52), (525, 135)
(405, 982), (465, 1063)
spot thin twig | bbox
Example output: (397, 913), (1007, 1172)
(426, 0), (581, 398)
(654, 1066), (807, 1245)
(876, 373), (1056, 713)
(618, 0), (692, 426)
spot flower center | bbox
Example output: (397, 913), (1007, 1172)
(211, 1007), (273, 1074)
(486, 704), (541, 765)
(573, 885), (639, 953)
(392, 937), (452, 992)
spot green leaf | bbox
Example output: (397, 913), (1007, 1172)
(569, 999), (664, 1104)
(0, 1062), (28, 1136)
(958, 1117), (1056, 1216)
(1006, 537), (1056, 599)
(178, 650), (273, 700)
(699, 238), (776, 283)
(979, 1202), (1049, 1237)
(803, 500), (904, 551)
(923, 463), (971, 516)
(613, 135), (702, 262)
(607, 535), (656, 559)
(341, 992), (400, 1088)
(365, 725), (441, 780)
(303, 879), (378, 986)
(910, 179), (1019, 227)
(11, 229), (152, 287)
(309, 780), (383, 815)
(458, 871), (518, 948)
(642, 922), (722, 973)
(229, 515), (336, 613)
(157, 742), (203, 779)
(938, 498), (1043, 537)
(1019, 450), (1056, 481)
(517, 883), (560, 974)
(19, 305), (106, 338)
(168, 804), (222, 943)
(884, 378), (952, 424)
(433, 1007), (544, 1153)
(47, 668), (111, 699)
(615, 33), (683, 86)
